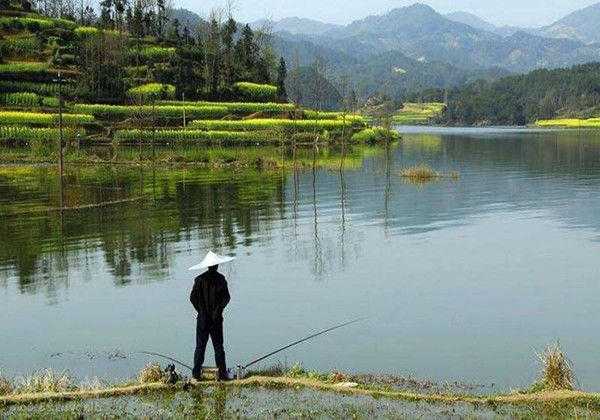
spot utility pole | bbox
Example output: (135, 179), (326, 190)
(182, 92), (186, 127)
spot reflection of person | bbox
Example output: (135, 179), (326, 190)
(189, 251), (234, 381)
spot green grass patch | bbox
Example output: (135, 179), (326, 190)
(0, 92), (40, 107)
(127, 83), (175, 101)
(0, 111), (94, 126)
(234, 82), (278, 102)
(0, 126), (84, 144)
(393, 102), (445, 125)
(189, 118), (363, 132)
(72, 104), (229, 121)
(113, 129), (280, 144)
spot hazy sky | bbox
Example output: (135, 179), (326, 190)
(178, 0), (599, 27)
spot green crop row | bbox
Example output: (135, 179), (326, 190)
(303, 110), (366, 123)
(234, 82), (278, 102)
(127, 83), (176, 101)
(0, 92), (59, 108)
(0, 33), (42, 58)
(0, 80), (66, 96)
(0, 61), (50, 75)
(128, 46), (176, 62)
(188, 118), (364, 132)
(157, 100), (295, 114)
(0, 16), (77, 31)
(0, 126), (85, 143)
(0, 111), (94, 126)
(72, 104), (229, 120)
(113, 129), (280, 144)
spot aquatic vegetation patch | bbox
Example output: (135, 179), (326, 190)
(0, 111), (94, 126)
(234, 82), (278, 102)
(400, 164), (440, 180)
(72, 104), (229, 121)
(127, 83), (176, 101)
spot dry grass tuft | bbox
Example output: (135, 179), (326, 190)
(15, 369), (73, 394)
(0, 372), (13, 396)
(138, 363), (166, 384)
(537, 342), (574, 391)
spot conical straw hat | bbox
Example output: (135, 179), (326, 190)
(189, 251), (235, 270)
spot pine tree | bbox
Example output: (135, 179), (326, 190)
(132, 0), (143, 37)
(221, 16), (237, 86)
(99, 0), (113, 29)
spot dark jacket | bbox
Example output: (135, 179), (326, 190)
(190, 270), (231, 323)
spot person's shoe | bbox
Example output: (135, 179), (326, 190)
(217, 369), (234, 381)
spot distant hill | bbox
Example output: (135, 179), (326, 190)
(442, 62), (600, 125)
(169, 8), (205, 32)
(251, 17), (341, 35)
(445, 11), (497, 33)
(538, 2), (600, 44)
(445, 11), (527, 37)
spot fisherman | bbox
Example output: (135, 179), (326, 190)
(189, 251), (235, 381)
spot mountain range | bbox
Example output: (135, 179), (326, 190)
(172, 2), (600, 103)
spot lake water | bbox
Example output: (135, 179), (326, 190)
(1, 127), (600, 391)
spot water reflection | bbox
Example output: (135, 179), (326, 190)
(2, 130), (600, 389)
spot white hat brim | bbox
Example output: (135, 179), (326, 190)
(189, 251), (235, 270)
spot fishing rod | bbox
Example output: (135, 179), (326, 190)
(138, 351), (194, 372)
(139, 317), (366, 379)
(238, 317), (366, 376)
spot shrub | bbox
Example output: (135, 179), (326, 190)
(189, 118), (361, 132)
(234, 82), (278, 102)
(0, 111), (94, 125)
(536, 342), (574, 391)
(0, 61), (50, 75)
(125, 65), (149, 78)
(0, 372), (13, 396)
(73, 104), (228, 120)
(15, 369), (74, 394)
(351, 128), (400, 143)
(127, 83), (176, 101)
(73, 26), (99, 37)
(0, 126), (85, 143)
(114, 129), (279, 144)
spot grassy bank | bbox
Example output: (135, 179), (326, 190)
(535, 118), (600, 128)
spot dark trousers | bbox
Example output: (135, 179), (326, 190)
(193, 317), (227, 378)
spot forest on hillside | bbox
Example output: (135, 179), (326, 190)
(0, 0), (290, 104)
(440, 62), (600, 125)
